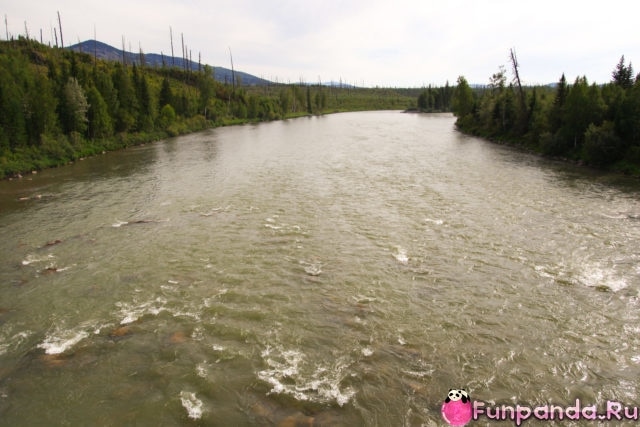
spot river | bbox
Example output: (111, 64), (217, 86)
(1, 111), (639, 426)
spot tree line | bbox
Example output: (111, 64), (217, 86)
(450, 51), (640, 174)
(416, 82), (454, 112)
(0, 38), (416, 179)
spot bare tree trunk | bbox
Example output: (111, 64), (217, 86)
(121, 36), (126, 66)
(139, 43), (145, 67)
(229, 47), (236, 90)
(510, 48), (526, 113)
(181, 33), (186, 72)
(93, 26), (97, 67)
(57, 11), (64, 48)
(169, 27), (175, 67)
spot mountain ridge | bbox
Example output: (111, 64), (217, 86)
(68, 39), (271, 86)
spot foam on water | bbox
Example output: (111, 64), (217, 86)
(578, 262), (627, 292)
(535, 261), (629, 292)
(180, 391), (203, 420)
(401, 369), (434, 378)
(0, 331), (32, 355)
(424, 218), (444, 225)
(116, 297), (168, 324)
(301, 261), (322, 276)
(257, 346), (356, 407)
(191, 326), (204, 341)
(196, 362), (208, 379)
(38, 326), (90, 354)
(534, 265), (555, 280)
(21, 254), (54, 266)
(393, 246), (408, 264)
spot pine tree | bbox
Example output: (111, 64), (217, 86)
(612, 56), (634, 89)
(549, 73), (568, 133)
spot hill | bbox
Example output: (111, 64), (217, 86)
(68, 40), (270, 86)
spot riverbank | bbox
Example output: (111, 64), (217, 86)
(449, 65), (640, 178)
(1, 39), (418, 180)
(454, 123), (640, 179)
(2, 109), (390, 181)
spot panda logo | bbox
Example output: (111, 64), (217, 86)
(441, 388), (472, 426)
(446, 388), (470, 404)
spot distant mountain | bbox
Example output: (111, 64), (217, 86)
(68, 40), (271, 86)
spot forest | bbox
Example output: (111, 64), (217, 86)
(0, 38), (418, 179)
(450, 51), (640, 174)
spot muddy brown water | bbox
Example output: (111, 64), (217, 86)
(1, 112), (639, 425)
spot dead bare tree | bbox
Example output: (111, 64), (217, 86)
(57, 11), (64, 48)
(139, 43), (146, 67)
(169, 27), (175, 67)
(121, 35), (126, 66)
(93, 26), (97, 66)
(181, 33), (186, 71)
(509, 47), (531, 133)
(229, 47), (236, 90)
(509, 48), (526, 113)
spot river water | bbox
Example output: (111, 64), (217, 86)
(1, 111), (639, 426)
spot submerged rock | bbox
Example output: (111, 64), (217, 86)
(277, 412), (315, 427)
(109, 325), (132, 338)
(168, 331), (188, 344)
(44, 239), (63, 247)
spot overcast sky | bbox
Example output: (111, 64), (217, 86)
(4, 0), (640, 87)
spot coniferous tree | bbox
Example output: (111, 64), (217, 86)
(197, 69), (214, 116)
(86, 86), (113, 138)
(159, 77), (173, 109)
(112, 63), (136, 132)
(612, 56), (634, 89)
(618, 79), (640, 145)
(134, 71), (153, 131)
(417, 89), (430, 111)
(549, 73), (568, 133)
(94, 68), (118, 120)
